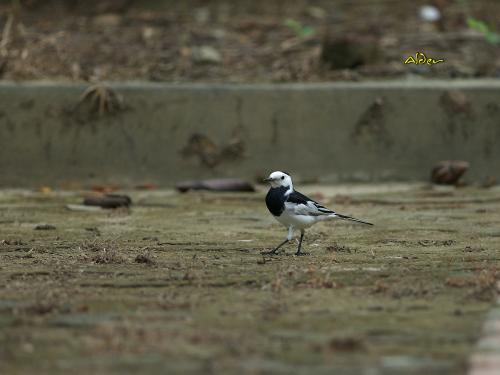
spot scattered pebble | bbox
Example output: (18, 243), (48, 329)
(431, 160), (470, 185)
(307, 6), (327, 19)
(34, 224), (56, 230)
(419, 5), (441, 22)
(193, 7), (210, 24)
(93, 14), (122, 27)
(142, 27), (157, 41)
(191, 46), (222, 64)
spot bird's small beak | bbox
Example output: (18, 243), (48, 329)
(263, 177), (273, 182)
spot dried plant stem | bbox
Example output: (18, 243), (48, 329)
(0, 13), (14, 56)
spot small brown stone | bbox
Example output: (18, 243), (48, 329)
(431, 160), (470, 185)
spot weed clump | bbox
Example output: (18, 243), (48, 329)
(135, 249), (156, 266)
(78, 239), (124, 264)
(326, 242), (357, 253)
(472, 268), (499, 301)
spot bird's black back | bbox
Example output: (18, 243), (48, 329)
(265, 186), (288, 216)
(287, 190), (314, 206)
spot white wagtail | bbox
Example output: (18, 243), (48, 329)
(263, 171), (373, 255)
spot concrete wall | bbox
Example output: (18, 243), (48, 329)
(0, 80), (499, 187)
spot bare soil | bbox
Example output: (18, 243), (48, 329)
(0, 0), (499, 82)
(1, 184), (499, 374)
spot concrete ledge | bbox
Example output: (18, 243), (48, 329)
(469, 293), (500, 375)
(0, 80), (499, 187)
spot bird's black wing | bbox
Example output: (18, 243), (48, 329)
(286, 190), (335, 216)
(287, 190), (373, 225)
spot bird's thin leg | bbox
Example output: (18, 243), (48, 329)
(295, 229), (307, 256)
(262, 226), (294, 255)
(261, 238), (289, 255)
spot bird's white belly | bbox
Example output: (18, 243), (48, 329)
(274, 210), (318, 229)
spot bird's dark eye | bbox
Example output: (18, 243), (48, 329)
(281, 176), (285, 180)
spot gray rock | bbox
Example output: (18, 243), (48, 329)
(192, 46), (222, 64)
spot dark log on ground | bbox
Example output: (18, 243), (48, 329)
(83, 194), (132, 208)
(176, 178), (255, 193)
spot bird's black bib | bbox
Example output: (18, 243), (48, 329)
(265, 186), (288, 216)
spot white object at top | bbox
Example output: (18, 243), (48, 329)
(419, 5), (441, 22)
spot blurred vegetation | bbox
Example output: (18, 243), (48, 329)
(284, 18), (315, 38)
(466, 16), (500, 45)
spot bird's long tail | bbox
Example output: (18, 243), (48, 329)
(331, 213), (373, 226)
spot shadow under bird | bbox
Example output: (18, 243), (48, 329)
(263, 171), (373, 255)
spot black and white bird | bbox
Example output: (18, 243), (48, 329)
(263, 171), (373, 255)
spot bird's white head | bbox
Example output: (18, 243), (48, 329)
(264, 171), (293, 189)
